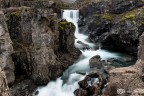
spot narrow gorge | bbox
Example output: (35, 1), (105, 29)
(0, 0), (144, 96)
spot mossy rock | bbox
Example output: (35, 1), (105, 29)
(10, 11), (21, 17)
(93, 13), (114, 21)
(58, 20), (73, 31)
(101, 14), (114, 20)
(121, 14), (136, 21)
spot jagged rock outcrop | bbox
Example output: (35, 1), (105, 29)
(0, 11), (15, 85)
(79, 0), (144, 54)
(110, 0), (144, 14)
(75, 55), (108, 96)
(0, 1), (81, 95)
(5, 1), (80, 87)
(103, 32), (144, 96)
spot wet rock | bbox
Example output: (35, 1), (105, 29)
(107, 58), (118, 63)
(76, 72), (86, 75)
(89, 55), (101, 68)
(86, 86), (95, 95)
(78, 76), (91, 89)
(74, 88), (88, 96)
(98, 75), (107, 89)
(76, 41), (90, 50)
(79, 0), (144, 55)
(87, 72), (99, 78)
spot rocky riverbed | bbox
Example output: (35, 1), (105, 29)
(0, 0), (144, 96)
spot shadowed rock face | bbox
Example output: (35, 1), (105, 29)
(103, 33), (144, 96)
(110, 0), (144, 14)
(0, 11), (15, 85)
(79, 0), (144, 55)
(0, 1), (81, 96)
(5, 4), (81, 86)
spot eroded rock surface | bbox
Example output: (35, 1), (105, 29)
(104, 32), (144, 96)
(79, 0), (144, 54)
(5, 3), (80, 86)
(0, 11), (15, 85)
(0, 1), (81, 96)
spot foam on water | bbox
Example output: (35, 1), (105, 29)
(33, 10), (121, 96)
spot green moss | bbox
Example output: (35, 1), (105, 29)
(58, 21), (72, 31)
(93, 13), (114, 20)
(122, 14), (136, 21)
(101, 14), (114, 20)
(10, 11), (21, 17)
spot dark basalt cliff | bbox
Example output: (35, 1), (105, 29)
(79, 0), (144, 55)
(1, 0), (144, 96)
(74, 0), (144, 96)
(0, 1), (81, 96)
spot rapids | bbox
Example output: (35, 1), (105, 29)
(33, 10), (133, 96)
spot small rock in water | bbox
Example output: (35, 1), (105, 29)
(34, 90), (39, 95)
(74, 88), (88, 96)
(76, 71), (86, 75)
(87, 72), (99, 78)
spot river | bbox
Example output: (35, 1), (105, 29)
(33, 10), (135, 96)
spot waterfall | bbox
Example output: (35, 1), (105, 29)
(33, 10), (122, 96)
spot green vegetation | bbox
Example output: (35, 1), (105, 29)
(58, 20), (72, 31)
(101, 14), (114, 20)
(93, 13), (114, 20)
(121, 14), (136, 21)
(10, 11), (21, 17)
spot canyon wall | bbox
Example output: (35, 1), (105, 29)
(0, 1), (81, 96)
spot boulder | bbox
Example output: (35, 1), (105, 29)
(89, 55), (105, 74)
(78, 76), (91, 89)
(74, 88), (88, 96)
(87, 72), (99, 78)
(10, 80), (36, 96)
(104, 67), (144, 95)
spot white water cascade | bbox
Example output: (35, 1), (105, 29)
(33, 10), (122, 96)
